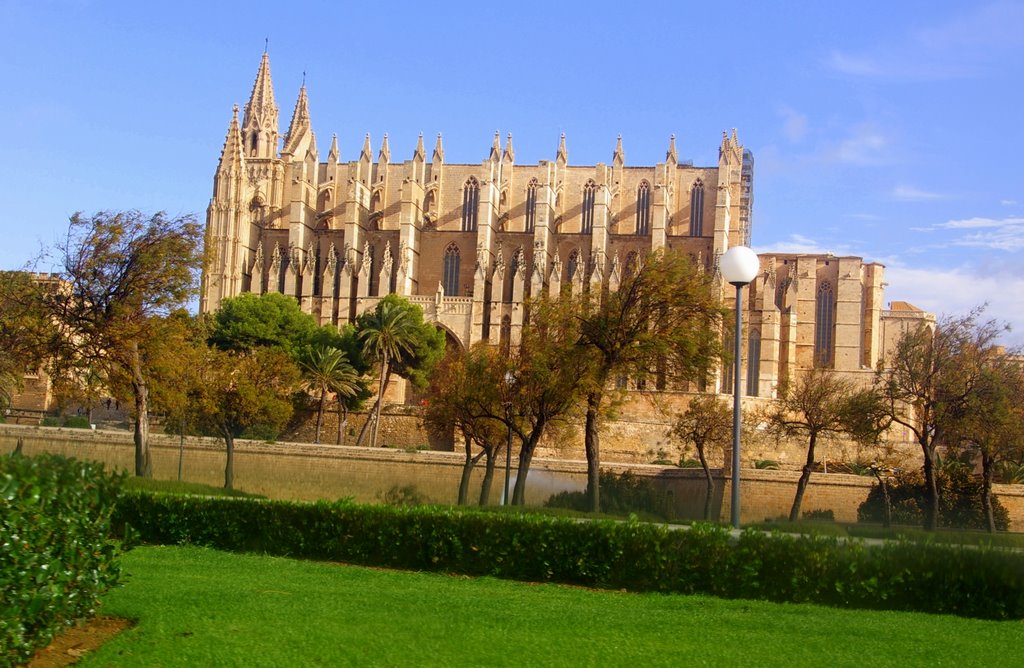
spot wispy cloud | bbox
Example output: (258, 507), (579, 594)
(824, 2), (1024, 81)
(885, 262), (1024, 346)
(825, 125), (889, 165)
(934, 216), (1024, 230)
(845, 213), (880, 221)
(1002, 199), (1019, 206)
(908, 216), (1024, 252)
(778, 106), (808, 143)
(892, 185), (947, 201)
(753, 234), (852, 256)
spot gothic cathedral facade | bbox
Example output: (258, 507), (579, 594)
(201, 53), (930, 401)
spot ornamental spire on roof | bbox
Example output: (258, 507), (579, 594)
(432, 133), (445, 163)
(283, 84), (311, 154)
(556, 133), (568, 165)
(216, 104), (245, 174)
(612, 134), (624, 166)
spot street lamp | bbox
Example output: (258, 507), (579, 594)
(719, 245), (760, 529)
(503, 370), (515, 506)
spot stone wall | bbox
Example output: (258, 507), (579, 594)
(4, 424), (1022, 530)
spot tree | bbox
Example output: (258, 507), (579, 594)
(44, 211), (203, 477)
(507, 295), (588, 505)
(575, 249), (723, 512)
(876, 309), (1001, 530)
(423, 345), (507, 505)
(208, 292), (318, 355)
(298, 344), (362, 444)
(187, 346), (300, 489)
(670, 394), (732, 520)
(762, 367), (886, 521)
(0, 271), (57, 412)
(355, 295), (445, 448)
(942, 328), (1024, 532)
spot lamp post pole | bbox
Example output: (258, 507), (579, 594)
(730, 282), (744, 529)
(719, 246), (760, 530)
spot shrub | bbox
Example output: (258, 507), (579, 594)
(753, 459), (780, 470)
(857, 467), (1010, 530)
(113, 491), (1024, 620)
(544, 470), (672, 520)
(381, 484), (427, 506)
(61, 415), (92, 429)
(802, 509), (835, 522)
(1, 454), (126, 665)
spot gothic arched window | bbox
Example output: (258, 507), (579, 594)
(442, 243), (461, 296)
(566, 249), (581, 282)
(635, 181), (651, 235)
(525, 179), (538, 233)
(815, 280), (835, 366)
(689, 179), (705, 237)
(775, 277), (792, 311)
(461, 177), (479, 232)
(746, 329), (761, 396)
(581, 180), (596, 234)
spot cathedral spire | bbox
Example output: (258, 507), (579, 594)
(217, 104), (245, 174)
(503, 132), (515, 163)
(379, 133), (391, 164)
(432, 133), (445, 164)
(612, 134), (624, 166)
(242, 51), (279, 159)
(282, 84), (311, 154)
(488, 130), (501, 162)
(328, 133), (340, 163)
(413, 133), (426, 161)
(360, 133), (373, 162)
(666, 134), (678, 164)
(556, 133), (568, 166)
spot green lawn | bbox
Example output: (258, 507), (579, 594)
(85, 545), (1022, 667)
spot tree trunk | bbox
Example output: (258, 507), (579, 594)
(789, 432), (818, 522)
(130, 341), (151, 478)
(223, 431), (235, 490)
(458, 435), (474, 506)
(479, 448), (497, 506)
(314, 389), (326, 444)
(354, 401), (376, 447)
(982, 451), (996, 534)
(370, 354), (389, 448)
(584, 391), (602, 513)
(872, 469), (892, 528)
(512, 432), (539, 506)
(696, 442), (715, 521)
(921, 439), (939, 531)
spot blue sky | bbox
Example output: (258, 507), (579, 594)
(2, 1), (1022, 342)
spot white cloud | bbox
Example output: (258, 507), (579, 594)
(829, 127), (888, 165)
(935, 216), (1024, 230)
(778, 107), (808, 143)
(1002, 199), (1019, 206)
(824, 3), (1024, 81)
(892, 185), (947, 201)
(885, 263), (1024, 346)
(753, 234), (851, 256)
(845, 213), (880, 221)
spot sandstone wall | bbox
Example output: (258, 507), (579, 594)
(4, 424), (1022, 530)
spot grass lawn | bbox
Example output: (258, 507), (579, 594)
(84, 546), (1022, 667)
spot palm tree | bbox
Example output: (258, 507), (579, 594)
(358, 301), (417, 448)
(299, 345), (361, 444)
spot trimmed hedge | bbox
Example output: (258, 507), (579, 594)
(114, 492), (1024, 620)
(1, 454), (125, 665)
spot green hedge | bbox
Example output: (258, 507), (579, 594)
(114, 492), (1024, 620)
(1, 454), (126, 665)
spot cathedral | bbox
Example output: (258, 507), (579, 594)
(201, 52), (932, 404)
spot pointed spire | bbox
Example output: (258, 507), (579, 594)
(217, 105), (245, 172)
(612, 134), (624, 167)
(360, 133), (373, 162)
(283, 84), (310, 153)
(244, 51), (278, 130)
(489, 130), (501, 162)
(666, 134), (678, 164)
(413, 133), (426, 161)
(379, 133), (391, 163)
(432, 133), (445, 163)
(503, 133), (515, 163)
(328, 134), (340, 163)
(556, 133), (568, 165)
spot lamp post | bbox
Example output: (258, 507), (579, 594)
(719, 245), (760, 529)
(503, 370), (515, 506)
